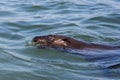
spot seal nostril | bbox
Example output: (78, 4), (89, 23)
(33, 39), (37, 42)
(32, 37), (39, 42)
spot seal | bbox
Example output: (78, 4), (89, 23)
(32, 35), (120, 50)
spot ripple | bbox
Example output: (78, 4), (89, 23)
(20, 4), (50, 12)
(0, 11), (16, 17)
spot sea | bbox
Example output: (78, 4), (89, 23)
(0, 0), (120, 80)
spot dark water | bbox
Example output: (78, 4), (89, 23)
(0, 0), (120, 80)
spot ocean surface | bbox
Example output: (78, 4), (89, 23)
(0, 0), (120, 80)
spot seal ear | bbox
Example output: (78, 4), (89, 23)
(62, 38), (70, 43)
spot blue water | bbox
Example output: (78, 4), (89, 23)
(0, 0), (120, 80)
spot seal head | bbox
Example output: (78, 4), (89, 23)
(32, 35), (70, 48)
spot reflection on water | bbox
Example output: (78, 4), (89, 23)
(0, 0), (120, 80)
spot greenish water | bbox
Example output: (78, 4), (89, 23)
(0, 0), (120, 80)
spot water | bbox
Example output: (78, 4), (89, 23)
(0, 0), (120, 80)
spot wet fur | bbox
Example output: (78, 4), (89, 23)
(32, 35), (120, 50)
